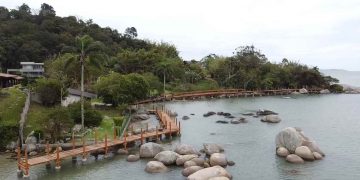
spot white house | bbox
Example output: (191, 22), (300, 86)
(7, 62), (44, 78)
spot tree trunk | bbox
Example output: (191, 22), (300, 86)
(81, 60), (85, 130)
(163, 71), (166, 101)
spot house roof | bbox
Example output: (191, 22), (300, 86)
(0, 73), (18, 78)
(68, 88), (97, 98)
(0, 73), (23, 80)
(20, 62), (44, 66)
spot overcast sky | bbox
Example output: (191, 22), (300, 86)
(3, 0), (360, 70)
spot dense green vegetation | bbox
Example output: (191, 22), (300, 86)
(0, 3), (342, 148)
(0, 87), (26, 149)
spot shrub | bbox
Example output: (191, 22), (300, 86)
(113, 116), (125, 126)
(34, 78), (63, 106)
(329, 84), (344, 93)
(68, 101), (103, 127)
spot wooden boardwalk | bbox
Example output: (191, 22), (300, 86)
(17, 109), (180, 178)
(135, 88), (322, 104)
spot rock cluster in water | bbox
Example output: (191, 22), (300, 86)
(140, 142), (233, 179)
(275, 127), (325, 163)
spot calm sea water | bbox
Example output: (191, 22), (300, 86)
(1, 94), (360, 180)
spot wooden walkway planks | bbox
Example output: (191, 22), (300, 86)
(134, 88), (322, 104)
(18, 109), (180, 177)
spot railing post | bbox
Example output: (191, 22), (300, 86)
(156, 126), (159, 141)
(95, 129), (98, 145)
(82, 137), (87, 162)
(72, 132), (75, 149)
(55, 145), (61, 170)
(169, 122), (172, 139)
(124, 131), (127, 150)
(23, 146), (29, 177)
(179, 121), (181, 135)
(17, 146), (21, 173)
(105, 133), (108, 157)
(46, 142), (50, 156)
(113, 127), (117, 142)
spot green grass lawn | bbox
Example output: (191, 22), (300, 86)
(0, 87), (26, 126)
(25, 103), (55, 135)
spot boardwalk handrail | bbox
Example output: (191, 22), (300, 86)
(17, 109), (180, 177)
(134, 88), (323, 104)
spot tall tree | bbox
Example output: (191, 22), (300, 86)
(64, 35), (106, 130)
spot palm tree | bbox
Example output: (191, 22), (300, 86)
(64, 35), (106, 130)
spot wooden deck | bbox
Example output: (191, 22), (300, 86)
(17, 109), (180, 177)
(135, 88), (323, 104)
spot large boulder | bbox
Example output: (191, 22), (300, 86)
(25, 136), (37, 145)
(191, 157), (205, 166)
(126, 154), (140, 162)
(209, 177), (230, 180)
(26, 144), (37, 152)
(132, 114), (150, 121)
(184, 160), (198, 168)
(187, 166), (232, 180)
(203, 143), (224, 155)
(140, 142), (164, 158)
(275, 127), (303, 153)
(175, 144), (200, 155)
(286, 154), (304, 164)
(154, 151), (180, 165)
(313, 152), (323, 160)
(210, 153), (227, 167)
(170, 111), (178, 117)
(182, 166), (204, 177)
(299, 88), (308, 94)
(276, 147), (290, 157)
(302, 140), (325, 156)
(145, 161), (168, 173)
(176, 154), (198, 166)
(320, 89), (330, 94)
(261, 115), (281, 123)
(6, 141), (17, 150)
(117, 149), (129, 155)
(295, 146), (314, 161)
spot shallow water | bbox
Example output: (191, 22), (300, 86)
(1, 94), (360, 180)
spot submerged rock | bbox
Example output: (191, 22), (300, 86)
(182, 116), (190, 120)
(203, 111), (216, 117)
(242, 112), (254, 116)
(175, 144), (200, 155)
(286, 154), (304, 164)
(182, 166), (204, 177)
(295, 146), (314, 161)
(261, 115), (281, 123)
(203, 143), (224, 155)
(145, 161), (168, 173)
(210, 153), (227, 167)
(154, 151), (180, 165)
(187, 166), (232, 180)
(276, 147), (290, 157)
(126, 154), (140, 162)
(216, 120), (229, 124)
(257, 109), (278, 116)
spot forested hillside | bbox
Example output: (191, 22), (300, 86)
(0, 3), (339, 105)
